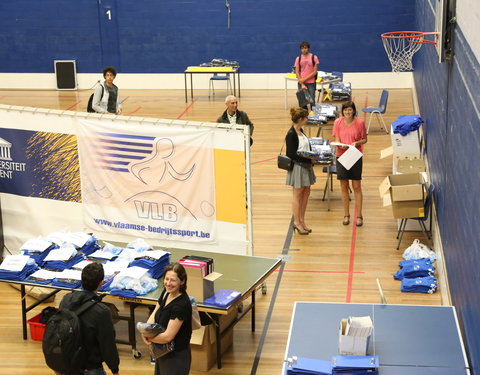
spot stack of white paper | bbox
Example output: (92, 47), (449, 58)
(345, 316), (373, 337)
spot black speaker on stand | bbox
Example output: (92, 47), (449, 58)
(54, 60), (77, 90)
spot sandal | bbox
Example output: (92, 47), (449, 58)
(356, 216), (364, 227)
(342, 215), (350, 225)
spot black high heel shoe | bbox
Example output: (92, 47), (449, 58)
(293, 224), (309, 235)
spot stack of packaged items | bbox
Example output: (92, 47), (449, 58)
(25, 269), (61, 285)
(0, 254), (39, 281)
(309, 138), (334, 164)
(307, 113), (328, 125)
(45, 231), (100, 257)
(129, 249), (171, 279)
(330, 82), (352, 101)
(108, 266), (158, 298)
(395, 239), (438, 294)
(200, 58), (239, 68)
(203, 289), (241, 308)
(42, 244), (85, 271)
(313, 104), (338, 120)
(339, 316), (373, 356)
(331, 356), (379, 374)
(51, 269), (82, 289)
(20, 237), (58, 267)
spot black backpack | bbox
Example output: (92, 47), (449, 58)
(42, 299), (97, 375)
(87, 85), (104, 113)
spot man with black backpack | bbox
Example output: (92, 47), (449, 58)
(294, 41), (320, 110)
(87, 66), (122, 115)
(43, 263), (120, 375)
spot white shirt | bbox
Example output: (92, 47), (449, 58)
(227, 112), (237, 124)
(297, 133), (310, 152)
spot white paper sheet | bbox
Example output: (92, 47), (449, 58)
(89, 250), (117, 260)
(67, 232), (91, 248)
(0, 254), (29, 271)
(116, 266), (148, 279)
(29, 269), (62, 280)
(59, 269), (82, 280)
(20, 238), (53, 252)
(103, 260), (130, 276)
(135, 250), (169, 260)
(44, 247), (77, 262)
(72, 260), (94, 270)
(332, 143), (363, 170)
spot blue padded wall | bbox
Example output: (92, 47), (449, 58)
(415, 0), (480, 373)
(0, 0), (415, 73)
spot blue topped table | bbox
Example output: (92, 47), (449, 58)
(283, 302), (470, 374)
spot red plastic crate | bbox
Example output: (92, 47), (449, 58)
(27, 313), (46, 341)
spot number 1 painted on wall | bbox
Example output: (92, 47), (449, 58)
(106, 9), (112, 20)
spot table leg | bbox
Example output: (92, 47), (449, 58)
(233, 72), (237, 97)
(237, 70), (241, 98)
(251, 290), (256, 332)
(190, 74), (194, 101)
(21, 284), (27, 340)
(214, 314), (222, 369)
(184, 73), (188, 102)
(284, 77), (288, 109)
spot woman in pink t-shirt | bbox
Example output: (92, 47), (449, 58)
(332, 101), (368, 227)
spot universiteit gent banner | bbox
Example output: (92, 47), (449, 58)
(77, 119), (217, 243)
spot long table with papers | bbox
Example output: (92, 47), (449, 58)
(0, 243), (281, 369)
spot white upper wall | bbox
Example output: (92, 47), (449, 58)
(456, 0), (480, 63)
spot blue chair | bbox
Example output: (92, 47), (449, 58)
(362, 89), (389, 134)
(396, 183), (435, 250)
(208, 73), (232, 98)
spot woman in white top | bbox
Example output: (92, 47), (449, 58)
(285, 107), (316, 235)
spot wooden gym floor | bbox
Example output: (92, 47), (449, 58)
(0, 88), (446, 374)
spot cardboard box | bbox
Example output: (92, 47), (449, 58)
(379, 172), (426, 219)
(338, 319), (369, 356)
(391, 125), (421, 154)
(184, 266), (222, 302)
(190, 309), (237, 371)
(394, 154), (425, 174)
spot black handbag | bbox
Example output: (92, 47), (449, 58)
(278, 142), (294, 171)
(296, 88), (314, 108)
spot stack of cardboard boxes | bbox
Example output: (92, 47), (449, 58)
(180, 257), (237, 371)
(380, 124), (429, 228)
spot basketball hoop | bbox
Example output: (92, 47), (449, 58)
(381, 31), (438, 72)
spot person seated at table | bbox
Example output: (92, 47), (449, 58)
(285, 107), (316, 235)
(294, 41), (320, 109)
(332, 101), (367, 227)
(216, 95), (254, 146)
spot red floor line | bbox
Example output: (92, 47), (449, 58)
(65, 101), (81, 111)
(279, 269), (364, 274)
(177, 99), (197, 119)
(125, 106), (142, 116)
(345, 208), (359, 303)
(251, 156), (276, 165)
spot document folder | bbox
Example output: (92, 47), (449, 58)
(286, 356), (332, 375)
(331, 355), (379, 374)
(203, 289), (241, 308)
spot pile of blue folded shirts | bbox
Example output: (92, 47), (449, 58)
(394, 257), (438, 293)
(394, 258), (435, 280)
(0, 257), (39, 281)
(21, 243), (58, 267)
(79, 236), (101, 256)
(392, 114), (423, 136)
(129, 252), (171, 279)
(52, 277), (82, 289)
(43, 252), (85, 271)
(401, 276), (438, 294)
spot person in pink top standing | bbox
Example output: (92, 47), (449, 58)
(294, 41), (320, 109)
(332, 101), (368, 227)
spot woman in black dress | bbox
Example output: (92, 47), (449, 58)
(143, 263), (192, 375)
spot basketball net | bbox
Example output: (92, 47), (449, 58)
(381, 32), (437, 73)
